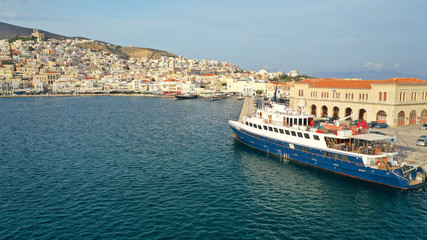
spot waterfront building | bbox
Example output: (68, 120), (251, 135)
(33, 79), (47, 92)
(266, 81), (293, 99)
(33, 72), (60, 90)
(290, 78), (427, 126)
(226, 77), (267, 96)
(0, 79), (13, 95)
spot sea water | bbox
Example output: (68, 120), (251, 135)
(0, 96), (425, 239)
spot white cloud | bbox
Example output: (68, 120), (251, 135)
(363, 62), (383, 71)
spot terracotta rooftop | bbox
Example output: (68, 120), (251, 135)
(376, 78), (427, 84)
(297, 78), (426, 89)
(201, 73), (214, 76)
(164, 78), (177, 82)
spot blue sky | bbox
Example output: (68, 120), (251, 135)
(1, 0), (427, 77)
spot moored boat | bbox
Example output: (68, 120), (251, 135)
(228, 99), (427, 189)
(175, 93), (199, 99)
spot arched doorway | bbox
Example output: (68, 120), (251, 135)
(421, 109), (427, 124)
(358, 109), (367, 121)
(345, 107), (353, 119)
(376, 110), (387, 123)
(333, 106), (339, 118)
(409, 110), (417, 124)
(321, 106), (328, 117)
(397, 111), (405, 126)
(311, 105), (317, 116)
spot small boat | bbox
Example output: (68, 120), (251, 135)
(175, 93), (199, 99)
(210, 95), (222, 101)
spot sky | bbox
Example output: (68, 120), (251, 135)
(1, 0), (427, 77)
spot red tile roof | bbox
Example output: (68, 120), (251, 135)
(201, 73), (214, 76)
(376, 78), (427, 84)
(270, 82), (288, 86)
(297, 78), (426, 89)
(164, 78), (177, 82)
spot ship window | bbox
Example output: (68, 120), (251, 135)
(304, 133), (310, 139)
(291, 131), (296, 136)
(258, 125), (262, 129)
(285, 130), (290, 135)
(313, 135), (320, 141)
(324, 152), (330, 157)
(263, 125), (267, 130)
(279, 129), (284, 134)
(268, 126), (273, 131)
(297, 132), (303, 138)
(302, 147), (307, 152)
(245, 121), (248, 125)
(274, 128), (278, 133)
(333, 153), (339, 159)
(249, 123), (253, 127)
(341, 155), (349, 161)
(253, 124), (257, 128)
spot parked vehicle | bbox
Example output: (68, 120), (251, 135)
(375, 123), (388, 128)
(420, 135), (427, 140)
(416, 138), (427, 146)
(313, 119), (326, 127)
(368, 121), (379, 128)
(349, 120), (360, 126)
(421, 124), (427, 130)
(370, 131), (386, 135)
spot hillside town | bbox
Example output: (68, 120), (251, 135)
(1, 31), (427, 127)
(0, 30), (296, 99)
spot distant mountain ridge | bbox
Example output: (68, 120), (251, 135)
(0, 21), (176, 60)
(0, 22), (71, 40)
(310, 70), (427, 81)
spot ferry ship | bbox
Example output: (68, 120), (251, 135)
(228, 99), (426, 189)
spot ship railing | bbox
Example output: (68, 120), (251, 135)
(326, 141), (394, 156)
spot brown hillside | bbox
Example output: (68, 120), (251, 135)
(121, 46), (176, 59)
(76, 41), (176, 60)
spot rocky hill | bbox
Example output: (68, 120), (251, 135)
(0, 21), (176, 60)
(75, 42), (176, 60)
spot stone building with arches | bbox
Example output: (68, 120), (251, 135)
(289, 78), (427, 127)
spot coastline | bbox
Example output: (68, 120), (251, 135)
(0, 94), (244, 99)
(0, 94), (176, 98)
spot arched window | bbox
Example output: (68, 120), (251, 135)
(379, 92), (382, 101)
(383, 92), (387, 101)
(376, 110), (387, 123)
(397, 111), (405, 126)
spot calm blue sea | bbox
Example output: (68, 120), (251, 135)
(0, 96), (425, 240)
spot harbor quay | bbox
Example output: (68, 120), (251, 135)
(376, 124), (427, 155)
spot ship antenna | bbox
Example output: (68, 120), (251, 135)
(273, 79), (279, 102)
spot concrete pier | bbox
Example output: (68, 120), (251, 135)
(238, 97), (257, 122)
